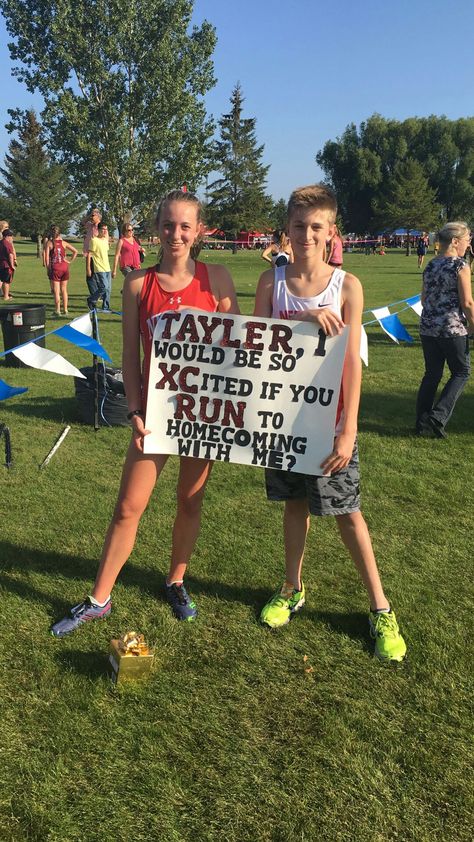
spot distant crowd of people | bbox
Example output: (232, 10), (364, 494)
(35, 208), (146, 316)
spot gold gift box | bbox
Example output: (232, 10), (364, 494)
(108, 632), (154, 685)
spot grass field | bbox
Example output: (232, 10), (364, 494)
(0, 245), (473, 842)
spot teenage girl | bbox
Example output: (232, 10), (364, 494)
(44, 226), (78, 315)
(51, 189), (239, 636)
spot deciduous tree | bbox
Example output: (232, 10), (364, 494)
(0, 0), (217, 230)
(316, 114), (474, 233)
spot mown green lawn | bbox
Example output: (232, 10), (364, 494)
(0, 245), (472, 841)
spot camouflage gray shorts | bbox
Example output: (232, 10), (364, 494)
(264, 441), (361, 516)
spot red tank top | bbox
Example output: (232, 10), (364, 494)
(139, 261), (218, 405)
(120, 237), (141, 270)
(50, 239), (67, 267)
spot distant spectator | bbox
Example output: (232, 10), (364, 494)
(44, 225), (78, 316)
(417, 236), (428, 269)
(463, 234), (473, 269)
(0, 220), (17, 267)
(87, 221), (112, 310)
(262, 231), (293, 266)
(0, 228), (16, 300)
(112, 223), (145, 280)
(326, 226), (343, 267)
(83, 207), (102, 302)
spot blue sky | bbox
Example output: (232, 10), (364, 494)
(0, 0), (473, 200)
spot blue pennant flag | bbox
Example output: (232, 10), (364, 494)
(405, 295), (421, 307)
(379, 314), (414, 343)
(0, 378), (28, 401)
(53, 325), (112, 362)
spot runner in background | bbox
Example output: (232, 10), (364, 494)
(262, 230), (293, 267)
(44, 225), (78, 316)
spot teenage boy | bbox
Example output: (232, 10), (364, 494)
(87, 222), (112, 310)
(0, 228), (16, 300)
(253, 184), (406, 662)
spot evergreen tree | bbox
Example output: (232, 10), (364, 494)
(0, 110), (82, 254)
(374, 159), (441, 254)
(207, 84), (271, 241)
(272, 198), (288, 231)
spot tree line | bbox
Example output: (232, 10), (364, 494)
(317, 114), (474, 234)
(0, 1), (472, 242)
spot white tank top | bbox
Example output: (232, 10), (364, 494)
(272, 264), (345, 320)
(271, 264), (346, 433)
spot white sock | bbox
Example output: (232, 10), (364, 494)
(166, 579), (183, 588)
(89, 594), (110, 607)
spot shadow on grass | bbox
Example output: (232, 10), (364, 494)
(0, 541), (269, 616)
(359, 390), (474, 437)
(0, 541), (161, 614)
(309, 609), (372, 652)
(1, 395), (81, 423)
(184, 574), (271, 614)
(1, 541), (386, 666)
(54, 649), (109, 680)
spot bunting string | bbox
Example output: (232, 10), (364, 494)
(0, 292), (423, 399)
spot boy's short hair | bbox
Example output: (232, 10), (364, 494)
(2, 228), (13, 238)
(287, 184), (337, 224)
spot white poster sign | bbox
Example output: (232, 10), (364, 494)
(144, 310), (348, 476)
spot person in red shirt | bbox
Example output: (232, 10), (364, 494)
(326, 226), (343, 268)
(0, 228), (16, 300)
(112, 222), (146, 279)
(51, 189), (240, 636)
(44, 225), (78, 316)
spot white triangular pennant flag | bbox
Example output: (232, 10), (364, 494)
(371, 306), (391, 320)
(360, 325), (368, 366)
(69, 313), (93, 336)
(12, 343), (86, 378)
(409, 299), (423, 317)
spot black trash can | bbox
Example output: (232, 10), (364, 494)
(74, 366), (131, 427)
(0, 304), (46, 368)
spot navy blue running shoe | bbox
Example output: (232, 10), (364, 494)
(165, 583), (197, 621)
(51, 597), (112, 638)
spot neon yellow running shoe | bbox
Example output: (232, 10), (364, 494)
(369, 610), (407, 662)
(260, 581), (305, 629)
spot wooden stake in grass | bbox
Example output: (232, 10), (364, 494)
(39, 425), (71, 469)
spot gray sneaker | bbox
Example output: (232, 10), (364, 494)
(51, 597), (112, 638)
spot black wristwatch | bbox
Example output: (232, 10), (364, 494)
(127, 409), (144, 420)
